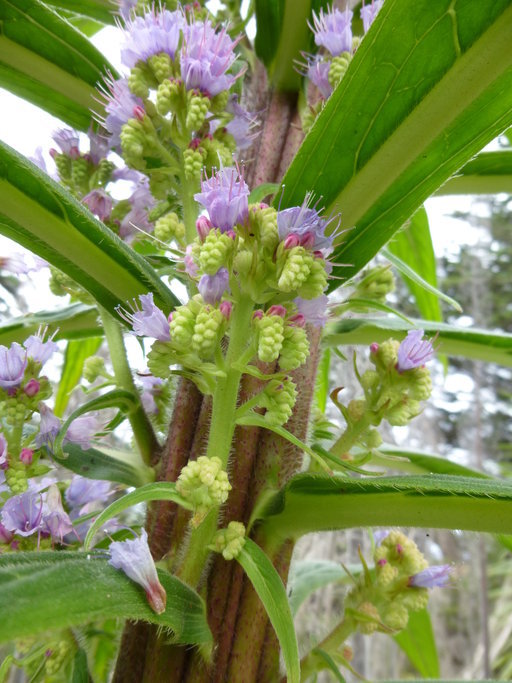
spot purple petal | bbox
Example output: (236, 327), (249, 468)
(409, 564), (452, 588)
(396, 330), (435, 372)
(1, 491), (46, 537)
(294, 295), (329, 327)
(198, 268), (230, 304)
(310, 7), (353, 57)
(194, 166), (249, 232)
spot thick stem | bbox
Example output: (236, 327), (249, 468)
(99, 308), (158, 466)
(330, 413), (374, 459)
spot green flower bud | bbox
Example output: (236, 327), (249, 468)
(371, 339), (400, 371)
(277, 246), (313, 292)
(199, 229), (235, 274)
(192, 306), (224, 359)
(186, 91), (210, 132)
(375, 561), (398, 587)
(363, 428), (382, 449)
(248, 205), (279, 251)
(232, 247), (253, 278)
(211, 521), (246, 560)
(184, 147), (206, 181)
(209, 90), (230, 114)
(201, 135), (232, 170)
(400, 587), (429, 612)
(95, 158), (116, 185)
(382, 603), (409, 631)
(71, 157), (90, 195)
(148, 52), (173, 82)
(154, 212), (185, 244)
(147, 340), (174, 379)
(83, 356), (107, 383)
(260, 377), (297, 426)
(278, 325), (309, 371)
(328, 52), (352, 89)
(54, 154), (72, 183)
(360, 369), (379, 391)
(375, 531), (428, 577)
(5, 459), (28, 494)
(356, 602), (381, 634)
(255, 314), (285, 363)
(356, 265), (395, 303)
(348, 398), (366, 422)
(156, 78), (184, 115)
(44, 637), (73, 675)
(170, 303), (197, 349)
(386, 397), (421, 426)
(120, 119), (146, 167)
(407, 366), (433, 401)
(298, 257), (328, 299)
(176, 456), (231, 527)
(128, 65), (150, 98)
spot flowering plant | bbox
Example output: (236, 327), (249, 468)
(0, 1), (511, 681)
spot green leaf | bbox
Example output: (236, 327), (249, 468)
(312, 649), (347, 682)
(372, 445), (490, 479)
(257, 474), (512, 541)
(0, 552), (212, 647)
(248, 182), (280, 204)
(323, 317), (512, 367)
(84, 482), (193, 550)
(287, 560), (345, 616)
(394, 608), (440, 679)
(0, 304), (101, 346)
(237, 539), (300, 683)
(0, 143), (180, 317)
(46, 0), (116, 25)
(50, 443), (154, 487)
(314, 348), (331, 413)
(386, 207), (444, 321)
(0, 0), (118, 130)
(54, 337), (103, 417)
(71, 648), (91, 683)
(276, 0), (512, 284)
(438, 151), (512, 195)
(254, 0), (284, 68)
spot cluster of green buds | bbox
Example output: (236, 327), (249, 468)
(210, 521), (246, 560)
(333, 330), (435, 456)
(14, 632), (75, 681)
(345, 531), (452, 634)
(350, 264), (395, 305)
(176, 456), (231, 526)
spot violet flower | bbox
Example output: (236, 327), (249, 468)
(194, 166), (249, 232)
(121, 8), (184, 68)
(295, 295), (329, 327)
(184, 244), (199, 277)
(0, 522), (13, 544)
(24, 328), (58, 366)
(361, 0), (384, 33)
(224, 95), (260, 150)
(119, 181), (155, 239)
(83, 189), (113, 222)
(198, 268), (230, 304)
(0, 432), (7, 467)
(1, 491), (46, 537)
(65, 475), (112, 511)
(65, 414), (101, 450)
(87, 127), (109, 165)
(409, 564), (452, 588)
(306, 56), (332, 99)
(117, 293), (171, 341)
(35, 403), (61, 449)
(117, 0), (138, 21)
(109, 529), (167, 614)
(310, 6), (353, 57)
(43, 484), (74, 543)
(139, 372), (164, 415)
(181, 19), (243, 97)
(52, 128), (80, 158)
(100, 77), (144, 150)
(277, 194), (335, 251)
(0, 343), (27, 390)
(396, 330), (435, 372)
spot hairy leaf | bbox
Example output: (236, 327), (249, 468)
(438, 150), (512, 195)
(394, 608), (440, 678)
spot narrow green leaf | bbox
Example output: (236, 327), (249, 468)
(386, 207), (443, 321)
(50, 443), (154, 487)
(0, 552), (212, 647)
(323, 317), (512, 367)
(373, 446), (489, 479)
(71, 648), (91, 683)
(254, 0), (285, 68)
(0, 304), (101, 346)
(46, 0), (116, 25)
(84, 482), (193, 550)
(237, 539), (300, 683)
(0, 0), (118, 130)
(313, 649), (347, 682)
(276, 0), (512, 284)
(438, 151), (512, 195)
(342, 297), (414, 323)
(288, 560), (345, 616)
(54, 337), (102, 417)
(383, 248), (461, 313)
(314, 348), (331, 413)
(248, 182), (280, 204)
(258, 474), (512, 541)
(0, 143), (180, 316)
(394, 608), (440, 679)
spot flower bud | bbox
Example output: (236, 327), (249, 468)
(279, 325), (309, 371)
(196, 215), (213, 241)
(176, 456), (231, 527)
(255, 315), (285, 363)
(19, 448), (33, 465)
(219, 300), (233, 320)
(23, 379), (40, 397)
(211, 521), (246, 560)
(192, 306), (225, 359)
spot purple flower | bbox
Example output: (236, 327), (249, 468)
(117, 293), (171, 341)
(65, 475), (112, 511)
(109, 529), (167, 614)
(1, 491), (45, 537)
(139, 372), (163, 415)
(194, 166), (249, 231)
(310, 6), (353, 57)
(184, 244), (199, 278)
(87, 127), (109, 165)
(361, 0), (384, 33)
(42, 485), (73, 542)
(181, 19), (243, 96)
(198, 268), (230, 304)
(0, 343), (27, 390)
(396, 330), (435, 372)
(36, 403), (61, 449)
(373, 529), (390, 545)
(24, 328), (58, 366)
(66, 414), (101, 450)
(117, 0), (138, 21)
(100, 77), (144, 150)
(83, 189), (113, 222)
(0, 522), (13, 544)
(277, 194), (334, 251)
(52, 128), (80, 158)
(409, 564), (452, 588)
(120, 181), (155, 239)
(121, 8), (184, 68)
(224, 95), (260, 150)
(0, 253), (31, 275)
(306, 56), (332, 99)
(0, 433), (7, 467)
(295, 295), (329, 327)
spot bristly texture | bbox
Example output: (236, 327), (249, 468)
(277, 193), (335, 252)
(194, 165), (249, 231)
(109, 528), (167, 613)
(117, 293), (171, 341)
(181, 19), (243, 96)
(361, 0), (384, 33)
(121, 8), (185, 68)
(100, 77), (144, 150)
(396, 330), (434, 372)
(309, 6), (353, 56)
(409, 564), (452, 588)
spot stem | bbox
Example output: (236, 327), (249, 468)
(299, 618), (355, 681)
(330, 413), (374, 459)
(180, 170), (199, 244)
(99, 308), (158, 466)
(176, 295), (255, 585)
